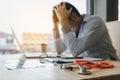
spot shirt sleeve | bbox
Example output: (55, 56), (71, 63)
(54, 37), (66, 54)
(62, 17), (107, 57)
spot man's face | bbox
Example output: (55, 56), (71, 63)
(68, 23), (77, 32)
(67, 13), (79, 32)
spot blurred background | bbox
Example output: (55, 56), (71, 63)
(0, 0), (86, 54)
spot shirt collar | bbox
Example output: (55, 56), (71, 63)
(72, 14), (90, 36)
(82, 14), (90, 22)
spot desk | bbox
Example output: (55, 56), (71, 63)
(0, 54), (120, 80)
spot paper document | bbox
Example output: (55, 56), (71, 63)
(4, 60), (19, 70)
(23, 59), (45, 68)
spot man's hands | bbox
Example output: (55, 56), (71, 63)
(53, 2), (72, 27)
(52, 2), (72, 38)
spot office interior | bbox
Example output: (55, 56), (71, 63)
(0, 0), (120, 80)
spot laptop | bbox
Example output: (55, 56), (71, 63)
(10, 26), (42, 58)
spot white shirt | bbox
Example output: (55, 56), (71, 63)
(54, 14), (118, 60)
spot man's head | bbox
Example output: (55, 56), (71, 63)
(60, 2), (81, 18)
(53, 2), (81, 21)
(53, 2), (82, 32)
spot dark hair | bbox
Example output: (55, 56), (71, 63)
(60, 2), (81, 16)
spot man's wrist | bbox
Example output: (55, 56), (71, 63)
(59, 19), (69, 26)
(54, 22), (58, 27)
(53, 26), (60, 39)
(61, 25), (71, 34)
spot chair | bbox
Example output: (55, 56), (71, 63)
(106, 21), (120, 60)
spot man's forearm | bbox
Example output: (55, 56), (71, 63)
(54, 38), (65, 54)
(53, 23), (60, 39)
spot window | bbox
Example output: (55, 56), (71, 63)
(0, 0), (87, 53)
(118, 0), (120, 21)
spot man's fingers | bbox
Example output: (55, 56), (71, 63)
(53, 5), (58, 11)
(53, 5), (57, 13)
(58, 5), (60, 8)
(53, 6), (56, 10)
(53, 9), (57, 15)
(62, 3), (72, 14)
(62, 2), (66, 7)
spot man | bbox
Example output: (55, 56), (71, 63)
(52, 2), (118, 60)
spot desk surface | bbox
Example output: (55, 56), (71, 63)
(0, 54), (120, 80)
